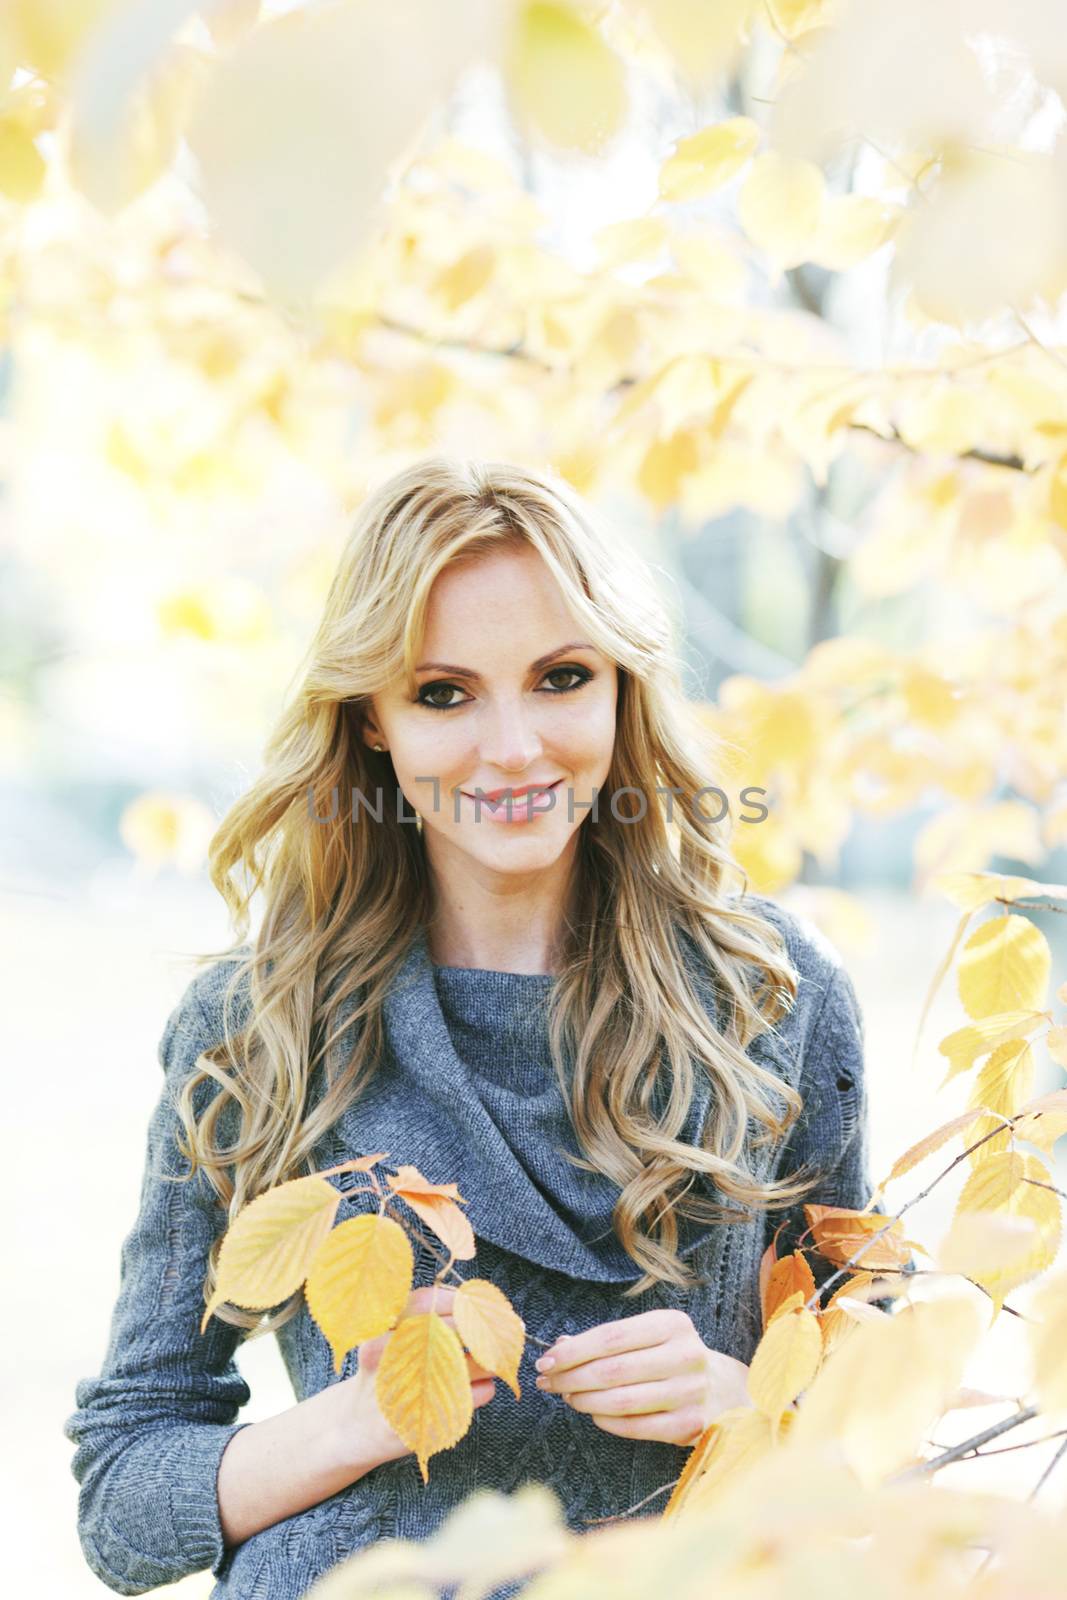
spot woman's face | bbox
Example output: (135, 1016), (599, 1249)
(361, 543), (618, 884)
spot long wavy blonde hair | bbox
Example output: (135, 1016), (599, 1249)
(172, 455), (823, 1335)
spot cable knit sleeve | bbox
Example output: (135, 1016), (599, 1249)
(762, 963), (915, 1315)
(62, 975), (254, 1596)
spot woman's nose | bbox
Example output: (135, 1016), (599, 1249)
(479, 697), (543, 771)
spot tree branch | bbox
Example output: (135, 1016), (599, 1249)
(801, 1113), (1016, 1312)
(889, 1404), (1040, 1482)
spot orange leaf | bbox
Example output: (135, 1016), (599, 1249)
(397, 1191), (476, 1263)
(764, 1250), (817, 1327)
(387, 1163), (466, 1204)
(757, 1230), (781, 1322)
(805, 1204), (912, 1271)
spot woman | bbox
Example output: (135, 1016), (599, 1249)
(64, 457), (885, 1600)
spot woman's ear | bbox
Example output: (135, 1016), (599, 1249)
(348, 700), (386, 752)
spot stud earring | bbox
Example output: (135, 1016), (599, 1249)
(373, 743), (383, 751)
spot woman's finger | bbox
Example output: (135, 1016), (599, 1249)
(536, 1311), (676, 1380)
(562, 1374), (704, 1417)
(587, 1405), (707, 1444)
(538, 1339), (700, 1397)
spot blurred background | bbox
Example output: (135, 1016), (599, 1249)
(2, 0), (1067, 1591)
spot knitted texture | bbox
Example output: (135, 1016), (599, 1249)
(64, 892), (901, 1599)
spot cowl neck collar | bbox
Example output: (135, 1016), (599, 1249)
(329, 924), (763, 1284)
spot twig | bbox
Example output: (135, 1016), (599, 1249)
(1023, 1177), (1067, 1202)
(579, 1476), (681, 1524)
(968, 1427), (1067, 1581)
(1027, 1430), (1067, 1501)
(889, 1404), (1039, 1482)
(956, 1426), (1067, 1460)
(847, 422), (1027, 473)
(994, 898), (1067, 912)
(802, 1115), (1015, 1311)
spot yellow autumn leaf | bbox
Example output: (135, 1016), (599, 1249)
(452, 1278), (525, 1400)
(766, 1289), (805, 1326)
(661, 1410), (730, 1521)
(375, 1310), (473, 1483)
(1051, 454), (1067, 530)
(637, 427), (701, 509)
(671, 231), (747, 300)
(434, 244), (495, 311)
(955, 1148), (1024, 1209)
(937, 1011), (1045, 1088)
(952, 1150), (1061, 1310)
(937, 1210), (1040, 1281)
(304, 1213), (415, 1375)
(890, 145), (1065, 327)
(820, 1270), (883, 1354)
(658, 116), (760, 202)
(1029, 1271), (1067, 1416)
(187, 1), (488, 303)
(808, 193), (899, 270)
(663, 1405), (789, 1520)
(6, 0), (120, 82)
(966, 1041), (1035, 1164)
(933, 870), (1067, 912)
(747, 1306), (822, 1426)
(1013, 1089), (1067, 1154)
(119, 790), (216, 873)
(901, 665), (958, 730)
(204, 0), (262, 50)
(830, 1295), (890, 1325)
(505, 2), (627, 154)
(0, 117), (46, 202)
(737, 150), (825, 270)
(157, 578), (273, 644)
(921, 806), (1043, 883)
(957, 914), (1051, 1020)
(68, 41), (209, 215)
(1047, 1027), (1067, 1068)
(639, 0), (755, 90)
(791, 1296), (985, 1489)
(202, 1175), (341, 1334)
(882, 1108), (990, 1186)
(593, 215), (668, 268)
(729, 808), (804, 896)
(770, 0), (832, 37)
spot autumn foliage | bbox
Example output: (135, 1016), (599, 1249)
(204, 1154), (523, 1482)
(7, 1), (1067, 1595)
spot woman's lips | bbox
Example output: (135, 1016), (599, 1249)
(461, 777), (564, 822)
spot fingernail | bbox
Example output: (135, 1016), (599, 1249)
(535, 1355), (555, 1372)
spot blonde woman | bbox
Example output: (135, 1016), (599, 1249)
(64, 457), (893, 1600)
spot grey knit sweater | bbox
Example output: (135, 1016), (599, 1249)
(64, 893), (892, 1599)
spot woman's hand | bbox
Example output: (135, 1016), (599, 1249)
(338, 1285), (497, 1474)
(534, 1308), (752, 1448)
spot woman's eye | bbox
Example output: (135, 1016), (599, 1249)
(415, 666), (591, 712)
(417, 683), (464, 710)
(543, 666), (589, 692)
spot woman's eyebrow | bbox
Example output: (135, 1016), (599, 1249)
(414, 642), (595, 679)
